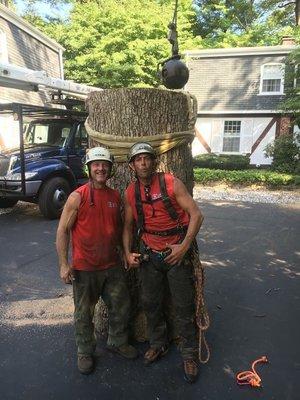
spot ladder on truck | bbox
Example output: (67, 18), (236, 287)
(0, 62), (101, 103)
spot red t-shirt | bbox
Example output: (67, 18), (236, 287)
(72, 183), (122, 271)
(126, 173), (189, 251)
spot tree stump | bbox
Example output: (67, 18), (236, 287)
(86, 88), (197, 342)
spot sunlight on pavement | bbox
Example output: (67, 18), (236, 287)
(0, 296), (74, 327)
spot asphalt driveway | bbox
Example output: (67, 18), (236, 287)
(0, 198), (299, 400)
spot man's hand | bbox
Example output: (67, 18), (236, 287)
(60, 263), (74, 284)
(164, 243), (188, 266)
(125, 252), (141, 270)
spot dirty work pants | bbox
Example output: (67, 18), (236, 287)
(140, 253), (198, 360)
(72, 266), (130, 356)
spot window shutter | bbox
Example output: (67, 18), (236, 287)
(211, 120), (223, 153)
(240, 119), (253, 154)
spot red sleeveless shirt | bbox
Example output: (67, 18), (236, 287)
(126, 173), (189, 251)
(72, 183), (122, 271)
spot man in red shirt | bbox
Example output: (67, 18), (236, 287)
(123, 142), (204, 383)
(56, 147), (137, 375)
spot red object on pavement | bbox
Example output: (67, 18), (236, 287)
(236, 356), (268, 388)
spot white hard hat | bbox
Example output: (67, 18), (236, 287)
(85, 147), (114, 165)
(128, 142), (156, 162)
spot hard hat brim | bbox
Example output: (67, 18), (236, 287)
(85, 157), (113, 166)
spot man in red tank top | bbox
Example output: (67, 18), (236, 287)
(56, 147), (137, 375)
(123, 142), (204, 383)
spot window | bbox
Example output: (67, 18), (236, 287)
(74, 123), (88, 149)
(25, 122), (72, 146)
(0, 29), (8, 63)
(260, 63), (284, 95)
(222, 121), (241, 152)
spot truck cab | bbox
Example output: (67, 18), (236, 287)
(0, 103), (89, 219)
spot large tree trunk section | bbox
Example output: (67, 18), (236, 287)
(86, 88), (197, 342)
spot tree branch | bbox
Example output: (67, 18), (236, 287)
(278, 2), (295, 8)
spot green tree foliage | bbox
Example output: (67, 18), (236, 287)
(280, 47), (300, 125)
(264, 133), (300, 173)
(27, 0), (201, 88)
(195, 0), (297, 47)
(18, 0), (299, 87)
(0, 0), (15, 8)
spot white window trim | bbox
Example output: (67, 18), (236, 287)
(259, 63), (285, 95)
(0, 29), (8, 63)
(294, 64), (300, 93)
(221, 119), (241, 153)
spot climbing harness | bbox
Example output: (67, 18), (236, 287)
(134, 172), (187, 239)
(134, 172), (210, 363)
(236, 356), (268, 388)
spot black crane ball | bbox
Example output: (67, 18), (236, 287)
(161, 58), (189, 89)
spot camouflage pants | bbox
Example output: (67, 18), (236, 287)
(72, 267), (130, 356)
(140, 249), (198, 360)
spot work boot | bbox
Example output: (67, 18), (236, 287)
(77, 354), (94, 375)
(107, 344), (138, 359)
(183, 359), (199, 384)
(144, 345), (169, 366)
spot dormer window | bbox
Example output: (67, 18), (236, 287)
(260, 63), (284, 95)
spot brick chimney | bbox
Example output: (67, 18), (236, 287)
(281, 36), (295, 46)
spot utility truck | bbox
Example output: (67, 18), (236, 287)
(0, 61), (102, 218)
(0, 103), (89, 219)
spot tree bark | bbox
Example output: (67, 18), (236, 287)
(85, 88), (196, 341)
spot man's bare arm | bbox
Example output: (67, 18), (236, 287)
(164, 178), (203, 265)
(56, 191), (80, 283)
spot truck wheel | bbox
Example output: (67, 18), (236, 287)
(38, 177), (71, 219)
(0, 198), (18, 208)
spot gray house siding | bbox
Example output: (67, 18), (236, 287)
(0, 17), (61, 77)
(0, 15), (61, 106)
(186, 54), (288, 112)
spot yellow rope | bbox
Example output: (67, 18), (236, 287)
(85, 119), (195, 163)
(85, 91), (198, 162)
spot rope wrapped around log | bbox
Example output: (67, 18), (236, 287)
(85, 119), (195, 163)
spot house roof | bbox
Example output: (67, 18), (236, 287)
(185, 45), (296, 59)
(0, 3), (64, 52)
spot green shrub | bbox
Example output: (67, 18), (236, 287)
(264, 133), (300, 173)
(193, 153), (250, 170)
(194, 168), (299, 187)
